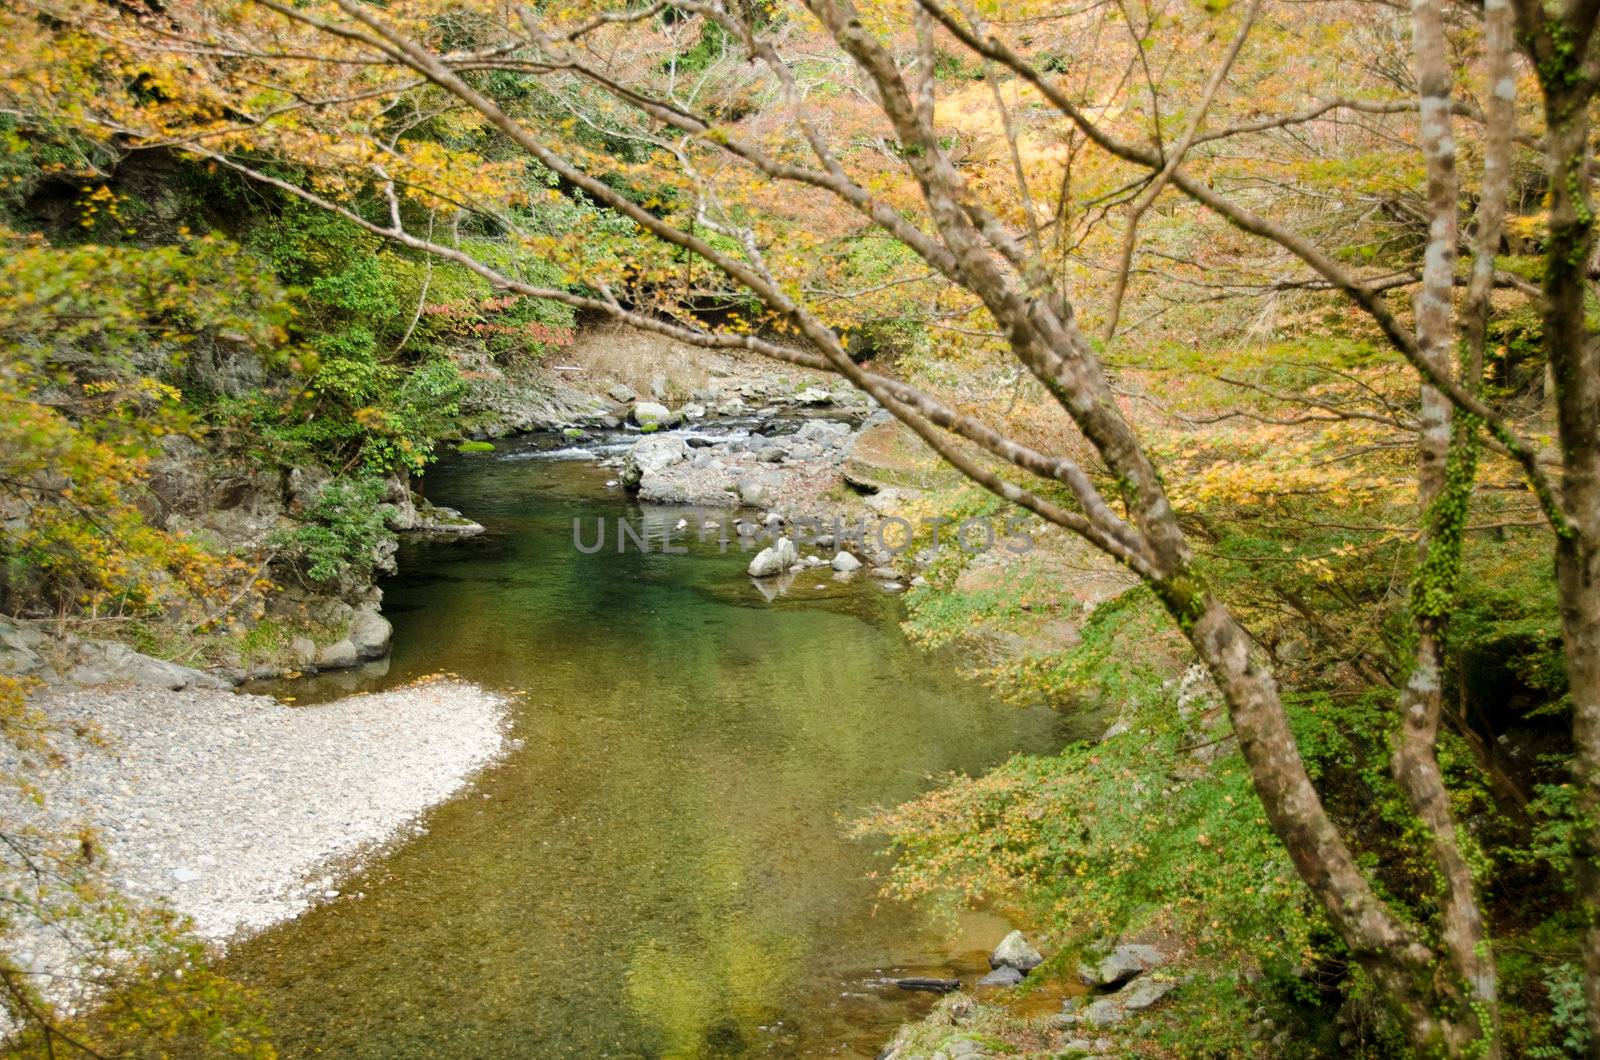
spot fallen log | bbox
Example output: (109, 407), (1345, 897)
(892, 977), (961, 994)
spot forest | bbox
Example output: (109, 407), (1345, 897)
(0, 0), (1596, 1055)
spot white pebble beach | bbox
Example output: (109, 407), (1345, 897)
(1, 678), (507, 945)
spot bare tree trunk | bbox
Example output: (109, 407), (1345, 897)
(1510, 0), (1600, 1032)
(1385, 0), (1498, 1051)
(1542, 84), (1600, 1046)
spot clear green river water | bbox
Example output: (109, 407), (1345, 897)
(227, 430), (1069, 1058)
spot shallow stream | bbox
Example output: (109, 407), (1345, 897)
(228, 429), (1068, 1057)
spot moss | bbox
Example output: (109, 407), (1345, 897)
(457, 440), (497, 454)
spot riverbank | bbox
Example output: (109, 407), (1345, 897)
(0, 677), (507, 985)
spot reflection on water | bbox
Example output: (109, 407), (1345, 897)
(227, 433), (1069, 1057)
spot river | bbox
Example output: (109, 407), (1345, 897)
(226, 428), (1068, 1057)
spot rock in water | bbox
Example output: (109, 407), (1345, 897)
(630, 401), (671, 427)
(748, 537), (798, 578)
(990, 930), (1044, 972)
(830, 551), (862, 572)
(347, 608), (392, 660)
(316, 639), (359, 670)
(621, 435), (689, 491)
(977, 966), (1025, 987)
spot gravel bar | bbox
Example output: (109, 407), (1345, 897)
(3, 678), (507, 944)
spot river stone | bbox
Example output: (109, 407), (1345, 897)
(737, 473), (781, 508)
(347, 608), (393, 660)
(316, 639), (359, 670)
(990, 930), (1044, 972)
(792, 386), (833, 405)
(757, 445), (786, 463)
(1081, 943), (1166, 987)
(796, 419), (852, 447)
(290, 636), (317, 667)
(0, 621), (47, 679)
(748, 537), (799, 578)
(1101, 719), (1132, 741)
(608, 383), (637, 403)
(621, 435), (690, 491)
(630, 401), (671, 427)
(977, 965), (1024, 987)
(66, 640), (220, 690)
(831, 551), (862, 572)
(1081, 977), (1176, 1027)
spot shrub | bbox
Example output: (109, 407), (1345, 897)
(272, 476), (394, 583)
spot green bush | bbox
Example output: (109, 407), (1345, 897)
(272, 476), (394, 583)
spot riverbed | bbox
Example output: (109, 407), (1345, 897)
(228, 431), (1069, 1057)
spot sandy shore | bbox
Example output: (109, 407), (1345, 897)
(1, 678), (507, 949)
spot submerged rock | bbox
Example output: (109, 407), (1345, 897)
(990, 930), (1044, 972)
(977, 966), (1024, 987)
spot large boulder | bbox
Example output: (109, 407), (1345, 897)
(0, 621), (47, 679)
(990, 930), (1044, 972)
(1080, 943), (1167, 988)
(630, 401), (671, 427)
(67, 640), (222, 690)
(736, 473), (782, 508)
(791, 386), (834, 405)
(796, 419), (852, 448)
(1080, 976), (1176, 1027)
(831, 551), (862, 572)
(747, 537), (798, 578)
(347, 608), (393, 660)
(315, 639), (359, 670)
(608, 382), (637, 403)
(621, 435), (690, 491)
